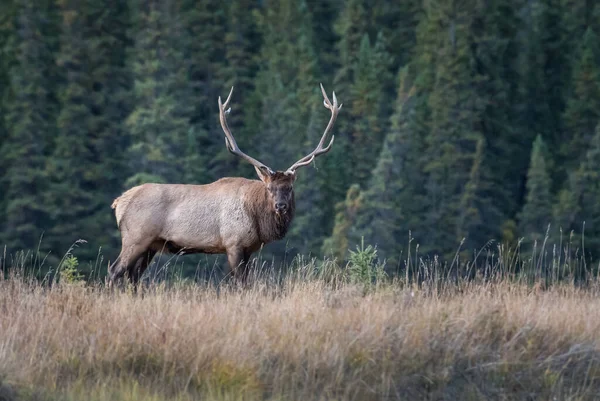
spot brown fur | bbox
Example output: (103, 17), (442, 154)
(245, 178), (295, 245)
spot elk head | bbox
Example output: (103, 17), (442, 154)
(218, 83), (342, 216)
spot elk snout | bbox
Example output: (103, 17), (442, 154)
(275, 202), (288, 214)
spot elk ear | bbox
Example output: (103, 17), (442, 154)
(255, 166), (272, 183)
(284, 171), (297, 182)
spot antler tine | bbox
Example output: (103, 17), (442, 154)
(219, 86), (234, 112)
(286, 83), (341, 174)
(218, 87), (274, 175)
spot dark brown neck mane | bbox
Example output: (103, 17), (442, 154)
(245, 183), (295, 244)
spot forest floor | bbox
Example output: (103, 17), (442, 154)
(1, 270), (600, 401)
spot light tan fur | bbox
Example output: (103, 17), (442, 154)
(108, 175), (295, 286)
(111, 185), (145, 228)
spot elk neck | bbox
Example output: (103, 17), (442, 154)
(245, 181), (295, 243)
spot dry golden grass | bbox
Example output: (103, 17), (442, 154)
(1, 274), (600, 400)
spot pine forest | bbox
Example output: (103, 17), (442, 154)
(1, 0), (600, 279)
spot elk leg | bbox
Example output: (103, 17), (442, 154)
(108, 240), (152, 287)
(226, 248), (246, 284)
(128, 249), (156, 288)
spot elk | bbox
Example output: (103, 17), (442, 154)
(108, 84), (341, 287)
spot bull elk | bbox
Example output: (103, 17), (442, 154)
(108, 84), (341, 286)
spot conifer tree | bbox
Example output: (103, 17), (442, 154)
(45, 0), (98, 261)
(209, 0), (261, 180)
(251, 0), (319, 170)
(126, 0), (193, 187)
(371, 0), (420, 72)
(287, 103), (330, 256)
(518, 135), (553, 245)
(322, 184), (362, 262)
(533, 0), (570, 149)
(307, 1), (340, 76)
(249, 0), (321, 260)
(0, 0), (16, 239)
(561, 27), (600, 173)
(562, 1), (600, 63)
(557, 124), (600, 260)
(346, 33), (393, 186)
(180, 0), (227, 184)
(420, 0), (486, 256)
(333, 0), (369, 95)
(576, 125), (600, 259)
(45, 0), (131, 266)
(1, 0), (58, 253)
(348, 67), (425, 266)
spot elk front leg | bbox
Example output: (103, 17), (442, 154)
(226, 248), (249, 285)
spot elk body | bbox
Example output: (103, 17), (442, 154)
(108, 84), (341, 286)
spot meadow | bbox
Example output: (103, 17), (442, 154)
(1, 240), (600, 401)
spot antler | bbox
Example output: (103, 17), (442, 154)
(218, 87), (275, 176)
(286, 83), (342, 174)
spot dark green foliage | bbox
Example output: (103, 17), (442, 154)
(556, 124), (600, 261)
(0, 0), (16, 237)
(287, 103), (330, 256)
(1, 0), (59, 253)
(518, 135), (553, 245)
(561, 27), (600, 173)
(0, 0), (600, 276)
(322, 184), (362, 262)
(179, 0), (228, 184)
(347, 67), (425, 266)
(125, 0), (193, 186)
(419, 0), (488, 257)
(45, 0), (131, 268)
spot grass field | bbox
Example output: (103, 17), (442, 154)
(1, 255), (600, 401)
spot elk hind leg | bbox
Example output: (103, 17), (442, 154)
(128, 249), (156, 290)
(108, 239), (153, 287)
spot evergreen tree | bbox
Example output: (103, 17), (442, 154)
(126, 0), (193, 186)
(332, 0), (393, 192)
(459, 0), (524, 248)
(557, 124), (600, 260)
(307, 1), (340, 77)
(0, 0), (16, 239)
(249, 0), (321, 260)
(420, 0), (486, 256)
(287, 103), (329, 256)
(333, 0), (369, 95)
(209, 0), (261, 180)
(371, 0), (421, 72)
(46, 0), (98, 262)
(45, 0), (131, 267)
(348, 66), (426, 266)
(251, 0), (319, 169)
(532, 0), (570, 152)
(518, 135), (553, 245)
(561, 27), (600, 173)
(1, 0), (59, 253)
(562, 1), (600, 61)
(346, 33), (393, 186)
(322, 184), (362, 262)
(411, 0), (524, 257)
(180, 0), (227, 184)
